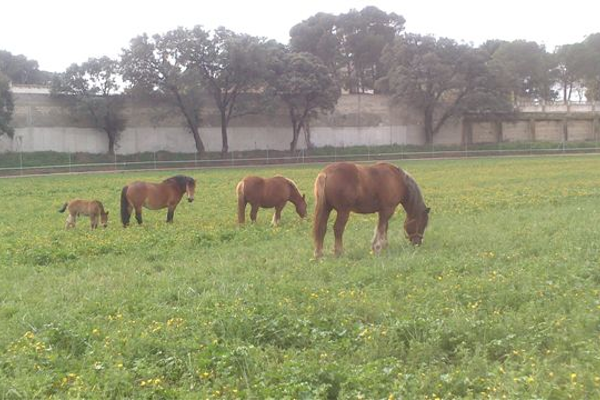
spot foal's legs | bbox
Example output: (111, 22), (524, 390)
(90, 214), (98, 229)
(65, 213), (76, 229)
(372, 208), (394, 254)
(333, 210), (350, 256)
(250, 204), (259, 223)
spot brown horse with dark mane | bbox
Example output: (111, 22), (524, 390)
(120, 175), (196, 227)
(236, 175), (307, 226)
(313, 162), (430, 258)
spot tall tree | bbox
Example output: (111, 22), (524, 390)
(0, 71), (14, 137)
(186, 27), (274, 155)
(554, 43), (587, 102)
(121, 29), (207, 154)
(579, 33), (600, 101)
(52, 57), (126, 155)
(381, 34), (511, 144)
(488, 40), (555, 104)
(290, 6), (404, 93)
(268, 52), (340, 152)
(336, 6), (405, 93)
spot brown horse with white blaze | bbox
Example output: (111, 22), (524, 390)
(121, 175), (196, 227)
(313, 162), (430, 258)
(236, 175), (307, 226)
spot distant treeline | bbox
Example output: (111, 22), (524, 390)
(2, 6), (600, 151)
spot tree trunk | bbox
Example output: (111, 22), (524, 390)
(220, 111), (229, 157)
(290, 124), (301, 153)
(303, 122), (314, 150)
(107, 132), (116, 155)
(423, 108), (434, 144)
(190, 125), (205, 155)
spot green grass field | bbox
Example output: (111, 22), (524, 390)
(1, 156), (600, 399)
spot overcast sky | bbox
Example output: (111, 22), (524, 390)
(2, 0), (598, 73)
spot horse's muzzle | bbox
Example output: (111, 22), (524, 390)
(188, 198), (194, 203)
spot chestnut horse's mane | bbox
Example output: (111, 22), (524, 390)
(163, 175), (194, 193)
(278, 176), (301, 195)
(403, 171), (426, 214)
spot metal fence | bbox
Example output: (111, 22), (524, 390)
(2, 142), (600, 177)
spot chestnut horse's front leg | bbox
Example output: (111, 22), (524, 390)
(166, 206), (176, 223)
(372, 208), (394, 254)
(272, 205), (284, 226)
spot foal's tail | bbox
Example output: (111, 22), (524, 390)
(120, 186), (131, 227)
(313, 172), (328, 247)
(236, 180), (246, 224)
(58, 202), (68, 213)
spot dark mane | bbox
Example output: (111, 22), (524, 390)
(163, 175), (194, 192)
(403, 172), (426, 214)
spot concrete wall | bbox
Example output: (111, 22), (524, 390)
(2, 92), (599, 154)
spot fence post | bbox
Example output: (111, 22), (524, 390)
(154, 151), (157, 169)
(68, 152), (72, 173)
(19, 151), (23, 175)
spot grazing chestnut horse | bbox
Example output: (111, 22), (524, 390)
(120, 175), (196, 227)
(313, 162), (430, 258)
(236, 175), (307, 226)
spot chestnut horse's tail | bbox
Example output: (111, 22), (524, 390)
(58, 202), (68, 213)
(120, 186), (131, 227)
(236, 180), (246, 224)
(313, 172), (328, 254)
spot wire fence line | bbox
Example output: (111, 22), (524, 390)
(2, 144), (600, 177)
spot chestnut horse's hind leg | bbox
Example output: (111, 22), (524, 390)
(134, 206), (143, 225)
(372, 209), (394, 254)
(313, 206), (332, 259)
(250, 204), (259, 223)
(333, 210), (350, 256)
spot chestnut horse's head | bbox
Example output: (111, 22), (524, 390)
(404, 207), (430, 246)
(295, 193), (308, 219)
(185, 178), (196, 203)
(402, 172), (430, 246)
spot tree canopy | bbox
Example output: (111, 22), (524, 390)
(290, 6), (404, 94)
(0, 50), (53, 85)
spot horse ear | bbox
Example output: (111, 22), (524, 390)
(425, 207), (431, 214)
